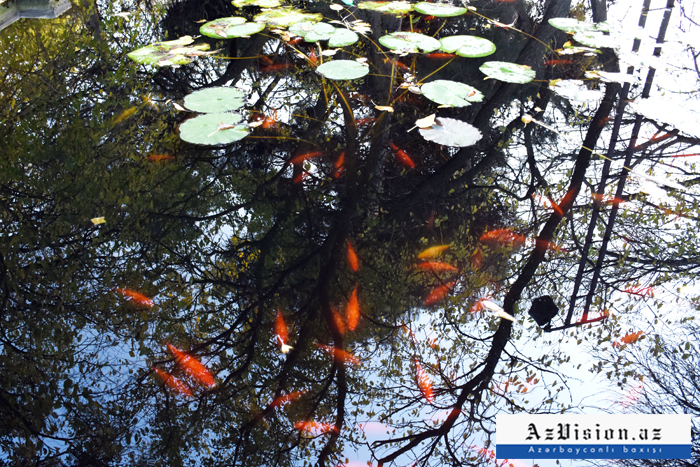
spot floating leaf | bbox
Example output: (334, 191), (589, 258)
(183, 87), (246, 113)
(199, 17), (246, 38)
(414, 2), (467, 17)
(419, 117), (482, 147)
(439, 35), (496, 58)
(375, 105), (394, 112)
(179, 113), (249, 145)
(479, 61), (535, 83)
(232, 0), (281, 7)
(573, 30), (617, 48)
(201, 20), (266, 39)
(421, 80), (483, 107)
(415, 114), (435, 128)
(289, 21), (337, 41)
(548, 18), (595, 34)
(254, 8), (323, 27)
(357, 1), (413, 14)
(317, 60), (369, 80)
(91, 217), (106, 225)
(379, 32), (440, 54)
(128, 36), (211, 67)
(328, 28), (360, 47)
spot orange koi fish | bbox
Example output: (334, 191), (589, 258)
(479, 229), (527, 247)
(417, 261), (459, 273)
(275, 309), (293, 353)
(346, 286), (360, 331)
(333, 151), (345, 178)
(308, 48), (318, 66)
(294, 421), (339, 435)
(591, 193), (628, 206)
(422, 15), (436, 21)
(152, 367), (192, 398)
(425, 52), (456, 59)
(259, 55), (274, 66)
(383, 58), (411, 72)
(347, 241), (359, 272)
(287, 37), (303, 46)
(622, 286), (654, 298)
(414, 359), (434, 403)
(147, 154), (176, 162)
(260, 62), (294, 73)
(388, 141), (416, 169)
(293, 171), (309, 184)
(166, 343), (216, 388)
(356, 117), (377, 126)
(114, 288), (154, 307)
(532, 193), (564, 216)
(417, 245), (450, 259)
(290, 151), (323, 165)
(612, 331), (644, 348)
(316, 343), (360, 365)
(544, 59), (574, 66)
(269, 391), (306, 409)
(424, 281), (456, 306)
(331, 306), (346, 334)
(262, 110), (278, 129)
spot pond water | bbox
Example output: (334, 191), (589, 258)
(2, 0), (700, 465)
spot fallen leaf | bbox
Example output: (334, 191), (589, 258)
(415, 114), (436, 128)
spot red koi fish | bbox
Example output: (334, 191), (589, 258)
(425, 52), (456, 59)
(532, 193), (564, 216)
(388, 141), (416, 169)
(260, 62), (294, 73)
(417, 245), (450, 259)
(316, 343), (360, 365)
(591, 193), (628, 206)
(544, 59), (574, 66)
(347, 241), (359, 272)
(166, 343), (216, 388)
(414, 359), (434, 403)
(259, 55), (274, 66)
(292, 171), (309, 184)
(308, 48), (318, 66)
(287, 37), (303, 46)
(294, 421), (339, 435)
(423, 15), (436, 21)
(479, 229), (527, 247)
(383, 58), (411, 72)
(262, 110), (278, 129)
(147, 154), (176, 162)
(424, 281), (456, 306)
(269, 391), (306, 409)
(275, 310), (293, 353)
(612, 331), (644, 348)
(623, 286), (654, 298)
(115, 288), (154, 307)
(290, 151), (323, 165)
(417, 261), (459, 273)
(333, 151), (345, 178)
(331, 306), (346, 334)
(356, 117), (377, 126)
(152, 367), (192, 397)
(346, 286), (360, 331)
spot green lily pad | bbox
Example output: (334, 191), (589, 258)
(328, 28), (360, 47)
(253, 8), (323, 27)
(179, 113), (249, 146)
(479, 61), (536, 84)
(232, 0), (281, 7)
(316, 60), (369, 80)
(183, 87), (246, 113)
(357, 1), (414, 14)
(379, 32), (440, 54)
(439, 35), (496, 58)
(289, 21), (337, 41)
(128, 36), (211, 67)
(414, 2), (467, 17)
(421, 80), (483, 107)
(573, 30), (616, 48)
(548, 18), (594, 34)
(200, 18), (266, 39)
(419, 117), (482, 147)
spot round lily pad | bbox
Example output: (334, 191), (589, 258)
(419, 117), (482, 147)
(253, 8), (323, 27)
(201, 19), (266, 39)
(414, 2), (467, 17)
(548, 18), (595, 34)
(357, 1), (414, 14)
(479, 61), (536, 84)
(128, 36), (210, 67)
(290, 21), (337, 41)
(179, 113), (249, 146)
(379, 32), (440, 54)
(328, 28), (360, 47)
(183, 87), (246, 113)
(439, 35), (496, 58)
(232, 0), (281, 7)
(421, 80), (483, 107)
(573, 30), (616, 48)
(316, 60), (369, 80)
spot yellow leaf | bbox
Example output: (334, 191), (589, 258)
(91, 217), (106, 225)
(415, 114), (436, 128)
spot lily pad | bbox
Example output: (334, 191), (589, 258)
(200, 18), (266, 39)
(414, 2), (467, 17)
(179, 113), (249, 146)
(357, 1), (414, 14)
(421, 80), (483, 107)
(328, 28), (360, 47)
(232, 0), (281, 7)
(419, 117), (482, 147)
(479, 61), (536, 84)
(183, 87), (246, 113)
(439, 35), (496, 58)
(379, 32), (440, 54)
(128, 36), (211, 67)
(573, 30), (617, 48)
(548, 18), (595, 34)
(550, 80), (602, 103)
(253, 8), (323, 27)
(289, 21), (337, 41)
(316, 60), (369, 80)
